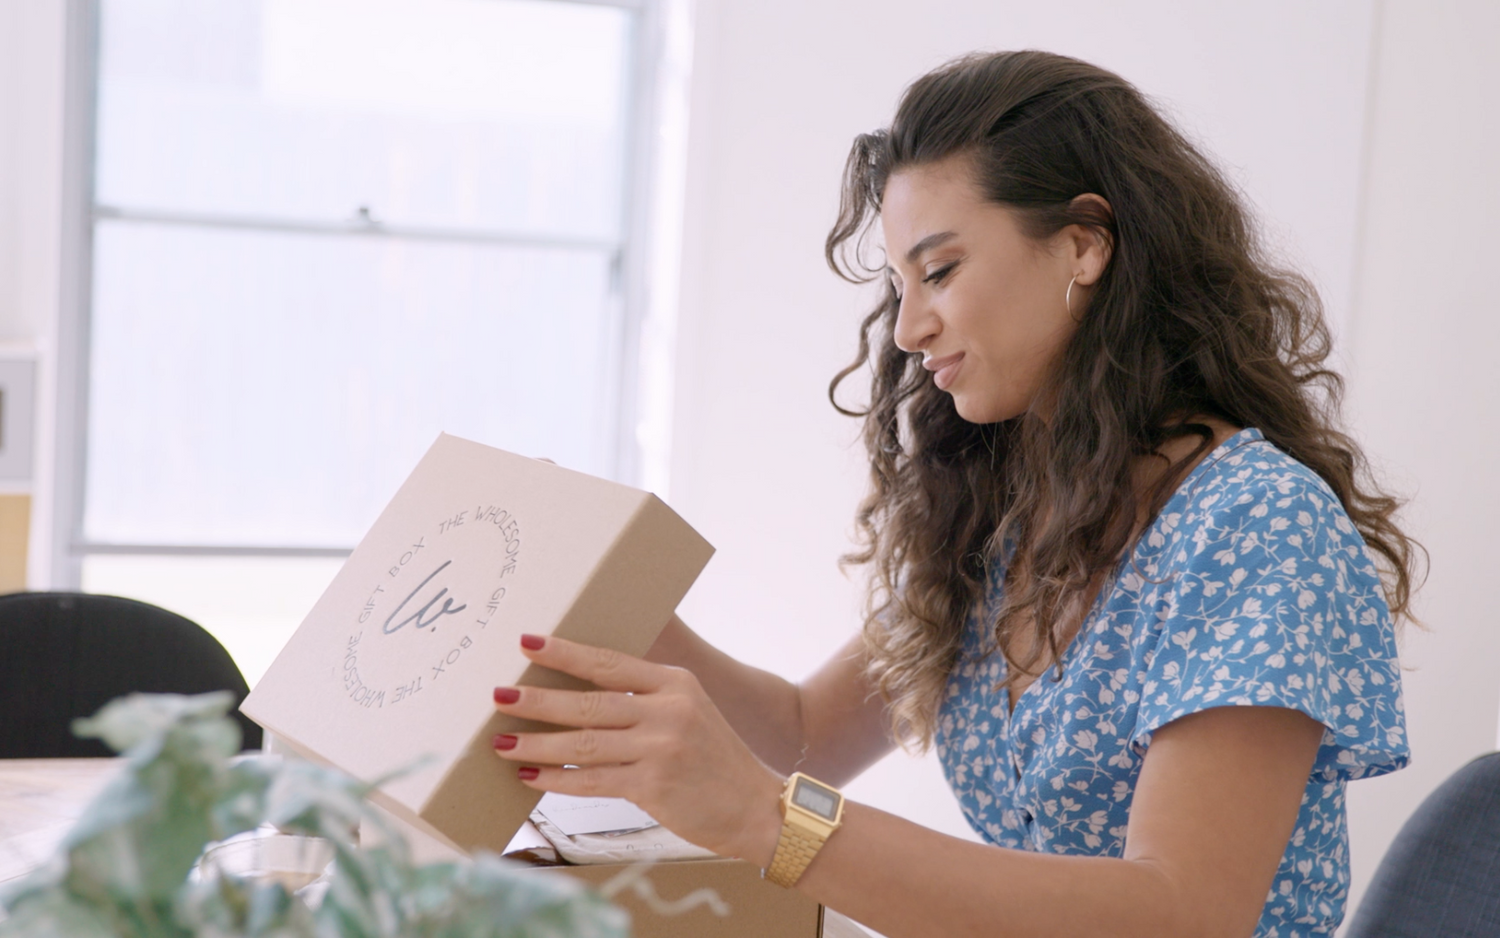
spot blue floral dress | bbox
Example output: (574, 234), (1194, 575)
(935, 428), (1408, 937)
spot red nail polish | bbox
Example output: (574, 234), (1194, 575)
(518, 766), (540, 781)
(493, 687), (521, 705)
(520, 634), (546, 651)
(493, 734), (518, 751)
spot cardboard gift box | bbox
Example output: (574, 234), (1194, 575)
(532, 857), (830, 937)
(242, 433), (713, 854)
(370, 802), (836, 938)
(243, 433), (835, 935)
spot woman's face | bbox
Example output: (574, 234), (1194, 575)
(881, 156), (1103, 424)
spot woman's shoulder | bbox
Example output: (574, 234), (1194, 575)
(1186, 426), (1330, 493)
(1125, 427), (1409, 783)
(1148, 427), (1377, 582)
(1175, 428), (1347, 528)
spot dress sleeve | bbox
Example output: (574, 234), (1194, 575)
(1129, 465), (1409, 781)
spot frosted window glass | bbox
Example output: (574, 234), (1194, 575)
(96, 0), (631, 238)
(85, 221), (617, 548)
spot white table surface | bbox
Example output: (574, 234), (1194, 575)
(0, 758), (120, 887)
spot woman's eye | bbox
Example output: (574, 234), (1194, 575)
(922, 262), (957, 285)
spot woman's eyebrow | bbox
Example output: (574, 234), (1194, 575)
(905, 231), (958, 264)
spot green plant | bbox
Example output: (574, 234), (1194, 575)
(0, 693), (629, 938)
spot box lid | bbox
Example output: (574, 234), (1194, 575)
(243, 433), (713, 850)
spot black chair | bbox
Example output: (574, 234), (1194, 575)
(0, 591), (262, 757)
(1344, 752), (1500, 937)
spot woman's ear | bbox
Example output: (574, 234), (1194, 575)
(1066, 193), (1114, 286)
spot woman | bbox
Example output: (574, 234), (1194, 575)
(488, 51), (1419, 938)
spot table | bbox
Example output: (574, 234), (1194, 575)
(0, 758), (120, 887)
(0, 759), (879, 937)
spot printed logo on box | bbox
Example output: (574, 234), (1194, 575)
(341, 503), (523, 711)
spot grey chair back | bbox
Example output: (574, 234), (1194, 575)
(1344, 752), (1500, 937)
(0, 591), (262, 757)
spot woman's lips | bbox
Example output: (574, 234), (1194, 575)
(923, 352), (964, 391)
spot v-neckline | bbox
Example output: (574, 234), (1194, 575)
(997, 427), (1265, 720)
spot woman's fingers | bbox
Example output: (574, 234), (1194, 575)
(491, 634), (786, 862)
(516, 633), (671, 693)
(493, 683), (640, 729)
(492, 726), (644, 767)
(513, 763), (634, 800)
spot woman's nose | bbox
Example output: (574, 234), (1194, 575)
(892, 292), (938, 354)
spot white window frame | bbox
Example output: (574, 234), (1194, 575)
(51, 0), (676, 585)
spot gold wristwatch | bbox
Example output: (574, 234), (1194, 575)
(765, 772), (845, 888)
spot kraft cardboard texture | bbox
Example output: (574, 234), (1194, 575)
(365, 751), (831, 937)
(366, 810), (826, 936)
(532, 860), (823, 938)
(243, 433), (714, 853)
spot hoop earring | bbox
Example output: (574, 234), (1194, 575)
(1065, 275), (1079, 319)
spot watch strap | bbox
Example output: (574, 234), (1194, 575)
(765, 815), (827, 888)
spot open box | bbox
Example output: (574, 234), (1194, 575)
(243, 433), (832, 936)
(366, 803), (826, 938)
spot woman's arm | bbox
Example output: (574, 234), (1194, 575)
(796, 705), (1324, 938)
(494, 635), (1325, 938)
(645, 614), (895, 785)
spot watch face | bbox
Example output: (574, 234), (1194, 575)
(791, 777), (840, 821)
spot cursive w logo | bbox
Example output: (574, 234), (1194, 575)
(383, 560), (468, 635)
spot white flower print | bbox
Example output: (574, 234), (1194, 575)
(935, 429), (1407, 938)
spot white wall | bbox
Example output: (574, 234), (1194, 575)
(0, 0), (66, 587)
(0, 0), (64, 357)
(668, 0), (1499, 924)
(1341, 0), (1500, 919)
(0, 0), (65, 343)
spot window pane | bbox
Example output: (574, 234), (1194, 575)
(96, 0), (631, 238)
(85, 220), (618, 548)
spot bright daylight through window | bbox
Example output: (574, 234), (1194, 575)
(74, 0), (646, 683)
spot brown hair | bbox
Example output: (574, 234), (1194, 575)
(827, 51), (1423, 748)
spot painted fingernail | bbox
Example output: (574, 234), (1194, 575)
(493, 734), (518, 751)
(518, 766), (540, 781)
(493, 687), (521, 705)
(520, 634), (546, 651)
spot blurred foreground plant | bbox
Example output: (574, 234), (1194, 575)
(0, 692), (629, 938)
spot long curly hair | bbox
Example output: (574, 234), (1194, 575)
(827, 51), (1423, 749)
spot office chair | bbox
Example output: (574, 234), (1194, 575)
(0, 591), (262, 757)
(1344, 751), (1500, 937)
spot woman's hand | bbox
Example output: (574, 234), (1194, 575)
(491, 633), (786, 866)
